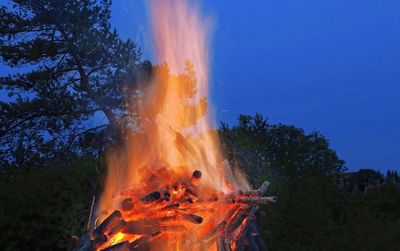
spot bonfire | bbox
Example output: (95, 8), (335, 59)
(74, 1), (275, 251)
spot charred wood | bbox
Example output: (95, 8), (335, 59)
(191, 170), (202, 185)
(227, 196), (277, 205)
(141, 191), (161, 203)
(257, 181), (270, 196)
(181, 213), (203, 224)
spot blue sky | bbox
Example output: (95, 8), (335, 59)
(109, 0), (400, 172)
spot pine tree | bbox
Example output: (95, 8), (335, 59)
(0, 0), (148, 166)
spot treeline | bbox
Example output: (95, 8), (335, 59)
(0, 114), (399, 251)
(221, 114), (400, 251)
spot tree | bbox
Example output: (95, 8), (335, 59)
(386, 170), (400, 184)
(220, 113), (346, 184)
(342, 169), (384, 193)
(346, 183), (400, 251)
(220, 114), (347, 251)
(0, 0), (149, 167)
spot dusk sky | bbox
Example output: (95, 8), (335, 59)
(109, 0), (400, 173)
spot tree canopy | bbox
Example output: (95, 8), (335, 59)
(220, 114), (399, 251)
(0, 0), (149, 167)
(220, 113), (346, 184)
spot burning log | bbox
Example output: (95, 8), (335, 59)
(92, 210), (122, 239)
(99, 241), (129, 251)
(197, 196), (219, 203)
(192, 170), (202, 178)
(227, 180), (271, 198)
(180, 197), (194, 204)
(232, 204), (269, 251)
(92, 233), (108, 250)
(248, 222), (269, 251)
(226, 208), (250, 236)
(160, 225), (187, 232)
(191, 170), (202, 185)
(181, 213), (203, 224)
(140, 191), (161, 203)
(225, 205), (241, 221)
(217, 237), (232, 251)
(73, 173), (275, 251)
(108, 219), (126, 237)
(162, 189), (171, 201)
(128, 231), (161, 250)
(120, 198), (134, 211)
(231, 204), (260, 251)
(202, 205), (240, 241)
(202, 221), (227, 242)
(192, 207), (215, 214)
(185, 187), (198, 198)
(122, 221), (161, 235)
(172, 183), (187, 199)
(232, 219), (250, 251)
(161, 202), (180, 210)
(122, 216), (181, 234)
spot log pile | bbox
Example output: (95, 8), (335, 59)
(74, 168), (275, 251)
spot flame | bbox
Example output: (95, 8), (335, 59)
(97, 1), (250, 250)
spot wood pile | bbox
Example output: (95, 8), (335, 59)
(74, 169), (275, 251)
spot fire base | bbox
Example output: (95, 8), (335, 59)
(73, 173), (275, 251)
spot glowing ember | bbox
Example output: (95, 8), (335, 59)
(75, 1), (275, 251)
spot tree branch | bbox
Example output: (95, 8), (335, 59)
(74, 124), (108, 138)
(0, 108), (102, 138)
(56, 26), (120, 132)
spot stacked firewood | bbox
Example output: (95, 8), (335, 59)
(74, 169), (275, 251)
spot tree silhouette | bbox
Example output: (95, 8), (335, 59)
(220, 114), (347, 251)
(220, 113), (346, 184)
(0, 0), (149, 167)
(386, 170), (400, 184)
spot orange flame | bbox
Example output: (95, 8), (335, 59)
(98, 1), (250, 250)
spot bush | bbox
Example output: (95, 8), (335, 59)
(345, 183), (400, 251)
(0, 157), (99, 251)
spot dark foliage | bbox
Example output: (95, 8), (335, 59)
(0, 115), (399, 250)
(345, 183), (400, 251)
(220, 113), (346, 185)
(343, 169), (385, 193)
(221, 114), (400, 251)
(386, 170), (400, 184)
(0, 157), (100, 251)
